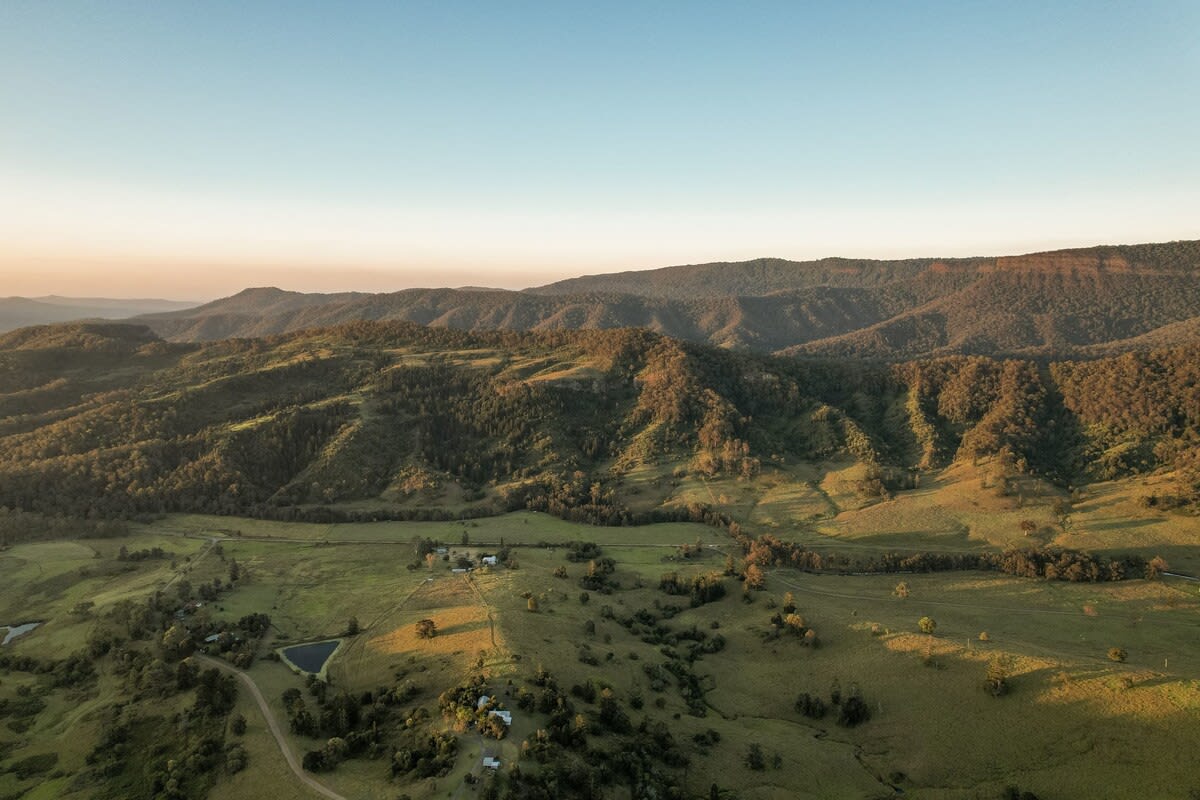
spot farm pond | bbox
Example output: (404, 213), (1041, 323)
(281, 639), (341, 673)
(1, 622), (41, 646)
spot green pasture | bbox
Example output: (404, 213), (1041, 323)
(1, 478), (1197, 799)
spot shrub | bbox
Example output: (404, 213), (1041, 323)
(8, 752), (58, 779)
(837, 693), (871, 727)
(984, 657), (1009, 697)
(794, 692), (827, 719)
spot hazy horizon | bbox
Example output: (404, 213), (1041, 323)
(10, 232), (1200, 304)
(3, 2), (1199, 300)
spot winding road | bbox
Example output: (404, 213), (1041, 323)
(197, 655), (347, 800)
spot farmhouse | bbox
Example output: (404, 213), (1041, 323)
(174, 600), (204, 620)
(481, 555), (498, 566)
(482, 757), (501, 770)
(476, 695), (513, 726)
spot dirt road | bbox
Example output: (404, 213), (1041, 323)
(197, 655), (347, 800)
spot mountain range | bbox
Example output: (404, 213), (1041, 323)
(1, 319), (1196, 520)
(125, 240), (1200, 359)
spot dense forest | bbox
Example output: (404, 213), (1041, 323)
(0, 319), (1197, 522)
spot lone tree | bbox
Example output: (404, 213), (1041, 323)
(1108, 646), (1128, 663)
(918, 616), (937, 636)
(744, 563), (765, 591)
(837, 684), (871, 727)
(346, 616), (360, 636)
(893, 581), (910, 599)
(744, 742), (766, 771)
(985, 657), (1010, 697)
(1052, 497), (1072, 530)
(415, 619), (437, 639)
(1146, 555), (1168, 580)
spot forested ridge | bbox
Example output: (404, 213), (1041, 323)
(0, 319), (1197, 521)
(134, 240), (1200, 359)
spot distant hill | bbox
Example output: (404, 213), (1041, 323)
(531, 240), (1200, 297)
(131, 240), (1200, 358)
(531, 255), (954, 298)
(136, 285), (918, 351)
(0, 295), (197, 334)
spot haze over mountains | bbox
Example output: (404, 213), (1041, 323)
(5, 240), (1199, 360)
(124, 240), (1200, 359)
(0, 296), (197, 334)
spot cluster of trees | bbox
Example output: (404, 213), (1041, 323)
(438, 676), (511, 739)
(504, 664), (689, 800)
(731, 526), (1157, 585)
(390, 731), (458, 779)
(78, 657), (242, 797)
(116, 545), (170, 562)
(578, 557), (619, 592)
(282, 680), (398, 773)
(658, 570), (727, 607)
(766, 609), (818, 647)
(0, 649), (97, 690)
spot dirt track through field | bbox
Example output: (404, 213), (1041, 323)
(462, 574), (498, 648)
(197, 655), (347, 800)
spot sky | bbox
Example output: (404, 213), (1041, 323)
(2, 1), (1198, 300)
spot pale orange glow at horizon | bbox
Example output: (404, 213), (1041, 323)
(3, 172), (1199, 300)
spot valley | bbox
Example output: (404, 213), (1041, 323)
(7, 1), (1198, 796)
(0, 310), (1197, 800)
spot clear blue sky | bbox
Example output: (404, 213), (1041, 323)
(2, 1), (1198, 298)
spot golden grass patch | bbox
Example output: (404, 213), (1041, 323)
(367, 603), (496, 658)
(882, 633), (1058, 675)
(1036, 669), (1200, 722)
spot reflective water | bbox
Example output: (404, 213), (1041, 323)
(282, 639), (340, 672)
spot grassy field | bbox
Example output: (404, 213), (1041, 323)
(457, 546), (1200, 799)
(148, 509), (722, 546)
(0, 534), (209, 661)
(2, 474), (1198, 799)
